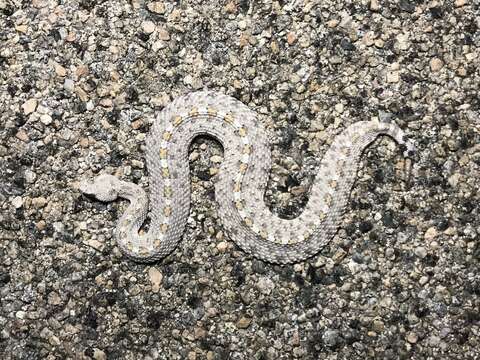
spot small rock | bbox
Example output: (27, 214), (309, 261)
(147, 1), (166, 14)
(387, 70), (400, 83)
(11, 196), (23, 208)
(194, 326), (207, 339)
(40, 114), (52, 125)
(158, 28), (170, 41)
(216, 242), (228, 252)
(414, 246), (427, 259)
(257, 277), (275, 295)
(142, 20), (156, 34)
(210, 155), (223, 163)
(323, 330), (340, 348)
(224, 1), (236, 13)
(424, 227), (438, 241)
(32, 197), (47, 208)
(93, 349), (107, 360)
(86, 239), (104, 251)
(370, 0), (379, 10)
(287, 32), (297, 45)
(16, 311), (26, 319)
(236, 316), (252, 329)
(430, 58), (444, 72)
(64, 78), (75, 92)
(16, 129), (29, 142)
(419, 276), (429, 285)
(22, 99), (37, 115)
(54, 63), (66, 77)
(148, 267), (163, 292)
(406, 332), (418, 344)
(131, 160), (144, 169)
(454, 0), (467, 6)
(396, 33), (409, 50)
(48, 292), (62, 305)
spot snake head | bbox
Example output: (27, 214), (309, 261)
(79, 174), (120, 202)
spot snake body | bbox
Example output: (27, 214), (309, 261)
(80, 91), (415, 264)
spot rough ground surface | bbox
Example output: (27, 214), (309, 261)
(1, 0), (479, 359)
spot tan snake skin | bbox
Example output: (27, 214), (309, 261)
(80, 91), (415, 264)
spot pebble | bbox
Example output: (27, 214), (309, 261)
(323, 330), (340, 348)
(236, 316), (252, 329)
(216, 242), (228, 252)
(424, 227), (438, 241)
(11, 196), (23, 208)
(257, 277), (275, 295)
(147, 1), (166, 14)
(406, 332), (418, 344)
(414, 246), (427, 259)
(142, 20), (156, 34)
(148, 267), (163, 292)
(32, 197), (47, 208)
(40, 114), (52, 125)
(370, 0), (379, 10)
(22, 99), (37, 115)
(64, 78), (75, 92)
(430, 58), (444, 72)
(210, 155), (223, 163)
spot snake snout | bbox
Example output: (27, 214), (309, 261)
(79, 174), (120, 202)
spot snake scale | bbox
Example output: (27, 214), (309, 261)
(80, 91), (415, 264)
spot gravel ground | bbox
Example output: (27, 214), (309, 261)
(1, 0), (479, 359)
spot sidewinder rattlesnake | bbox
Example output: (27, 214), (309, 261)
(79, 91), (415, 264)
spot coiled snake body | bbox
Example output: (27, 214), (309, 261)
(80, 91), (415, 264)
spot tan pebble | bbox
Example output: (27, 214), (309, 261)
(271, 40), (279, 54)
(158, 28), (170, 41)
(424, 227), (437, 241)
(22, 98), (37, 115)
(194, 327), (207, 339)
(75, 86), (89, 102)
(455, 0), (467, 6)
(76, 65), (89, 77)
(147, 1), (166, 14)
(387, 71), (399, 83)
(370, 0), (379, 10)
(430, 57), (444, 72)
(406, 332), (418, 344)
(15, 25), (28, 33)
(131, 119), (144, 130)
(93, 349), (106, 360)
(327, 19), (339, 28)
(87, 239), (104, 251)
(210, 155), (223, 163)
(36, 220), (46, 231)
(287, 32), (297, 45)
(236, 316), (252, 329)
(79, 137), (89, 147)
(54, 63), (66, 77)
(65, 32), (76, 42)
(224, 1), (236, 13)
(142, 20), (156, 34)
(16, 129), (29, 142)
(216, 242), (228, 252)
(148, 267), (163, 292)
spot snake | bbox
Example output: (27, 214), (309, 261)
(79, 91), (415, 264)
